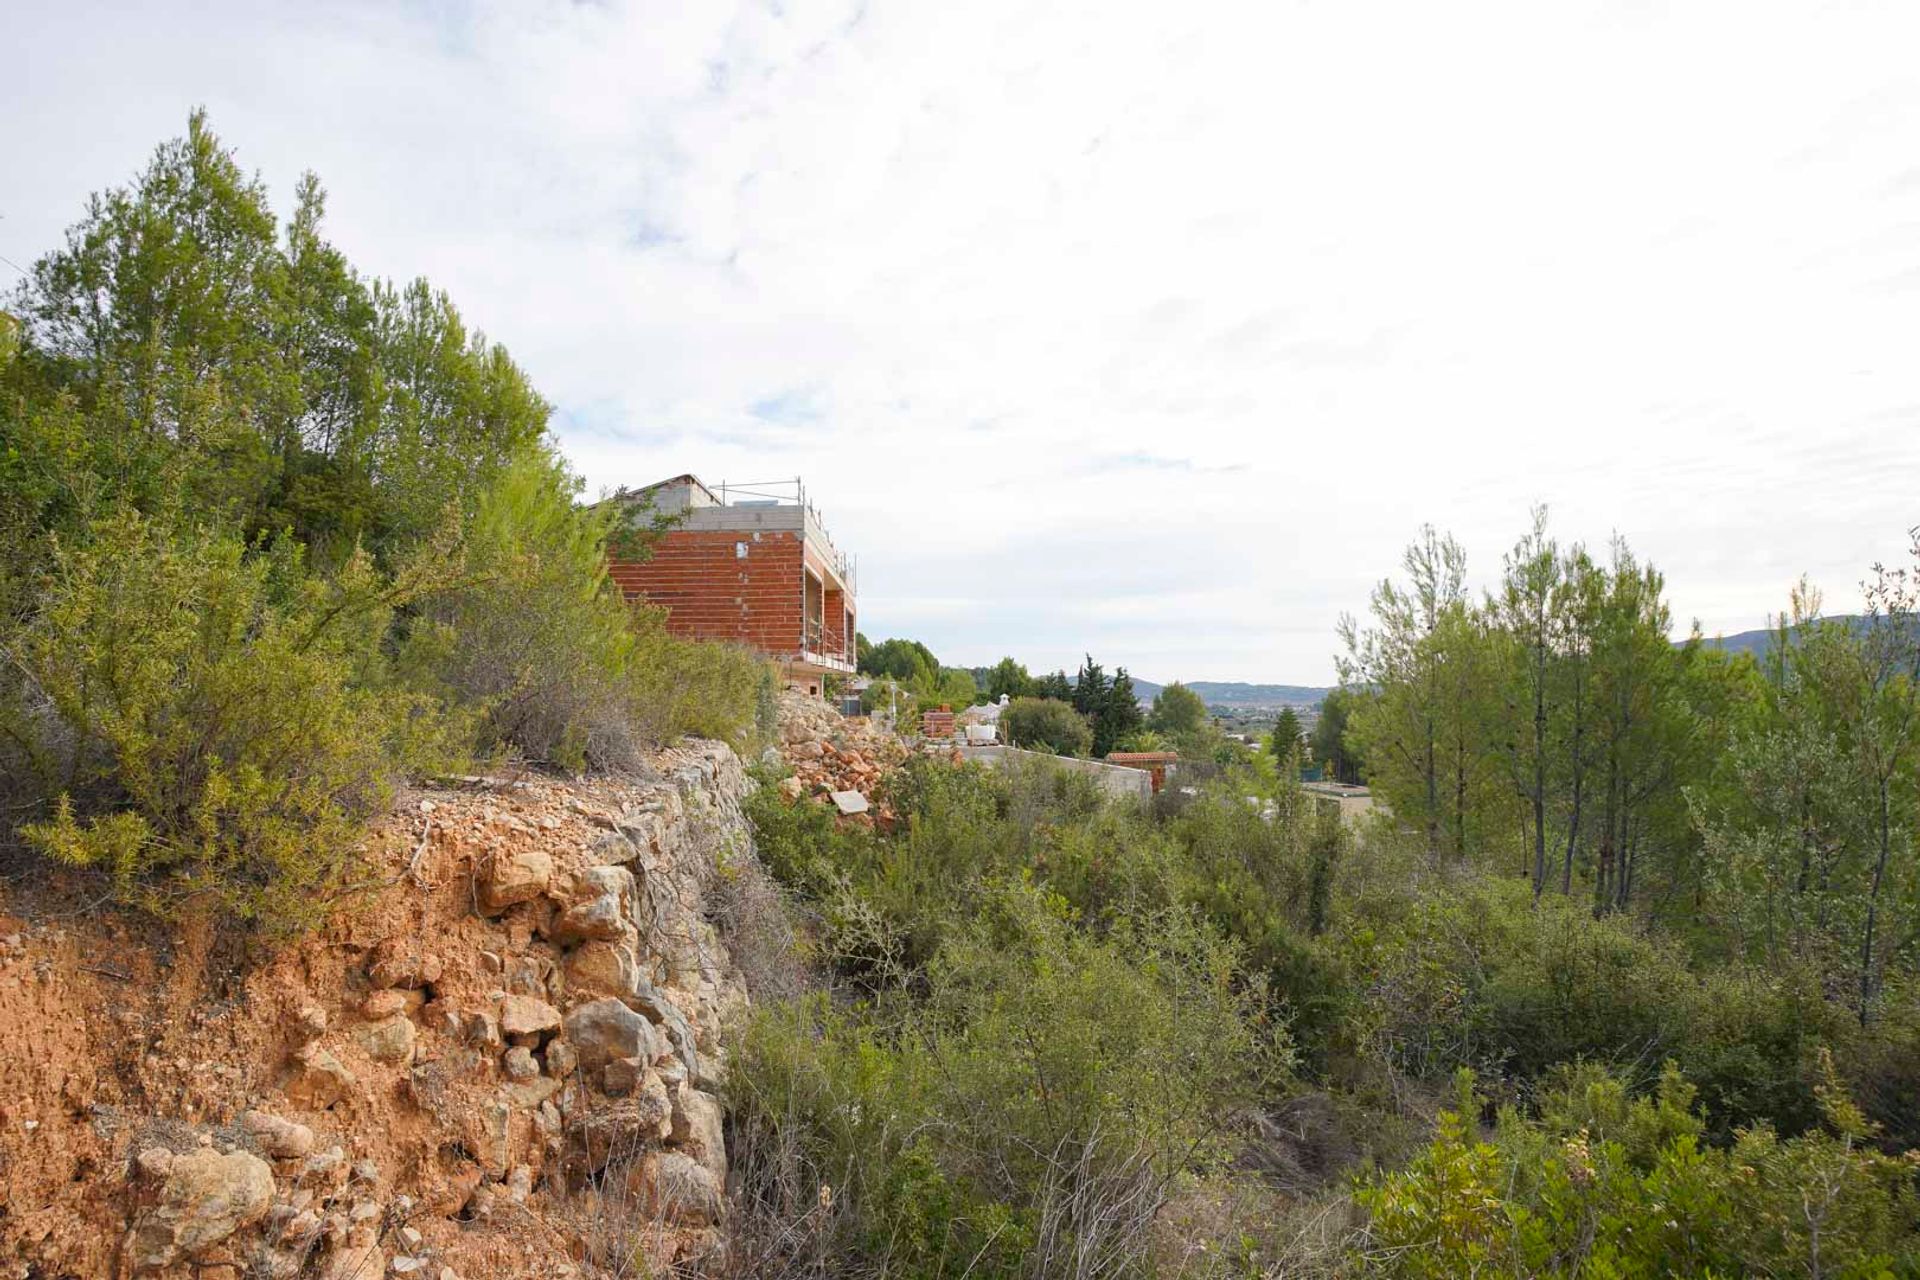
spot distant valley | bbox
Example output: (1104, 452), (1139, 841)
(1131, 678), (1332, 709)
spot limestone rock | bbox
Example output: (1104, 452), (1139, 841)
(625, 981), (701, 1080)
(133, 1147), (176, 1182)
(498, 994), (560, 1039)
(286, 1046), (358, 1109)
(502, 1045), (540, 1081)
(629, 1150), (722, 1228)
(322, 1241), (385, 1280)
(574, 1074), (672, 1166)
(130, 1148), (275, 1271)
(356, 1015), (417, 1065)
(602, 1056), (644, 1097)
(366, 939), (443, 990)
(669, 1087), (727, 1180)
(241, 1110), (315, 1160)
(457, 1007), (502, 1049)
(481, 846), (553, 913)
(564, 940), (640, 1000)
(550, 866), (634, 945)
(363, 989), (418, 1020)
(563, 998), (664, 1074)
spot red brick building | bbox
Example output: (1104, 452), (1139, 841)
(606, 476), (857, 695)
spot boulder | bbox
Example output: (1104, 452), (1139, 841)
(574, 1074), (673, 1167)
(498, 994), (561, 1039)
(130, 1149), (274, 1272)
(625, 981), (701, 1081)
(480, 846), (553, 913)
(366, 939), (443, 990)
(602, 1056), (645, 1097)
(502, 1045), (540, 1081)
(457, 1007), (503, 1049)
(563, 998), (665, 1074)
(589, 829), (637, 864)
(286, 1046), (358, 1109)
(669, 1087), (727, 1180)
(564, 940), (640, 1000)
(550, 866), (634, 945)
(133, 1147), (176, 1182)
(321, 1241), (384, 1280)
(629, 1150), (723, 1228)
(362, 989), (417, 1020)
(355, 1016), (416, 1065)
(241, 1110), (314, 1160)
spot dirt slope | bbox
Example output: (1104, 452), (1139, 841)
(0, 740), (756, 1280)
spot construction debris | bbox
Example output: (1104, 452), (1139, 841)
(774, 691), (907, 829)
(829, 790), (870, 816)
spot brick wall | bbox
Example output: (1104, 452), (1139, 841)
(609, 530), (805, 656)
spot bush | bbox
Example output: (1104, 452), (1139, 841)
(727, 881), (1285, 1279)
(405, 446), (770, 769)
(3, 510), (458, 928)
(403, 446), (639, 770)
(1356, 1060), (1920, 1277)
(625, 625), (770, 748)
(1002, 696), (1092, 756)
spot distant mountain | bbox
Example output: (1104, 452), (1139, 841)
(1131, 679), (1332, 709)
(1696, 615), (1873, 660)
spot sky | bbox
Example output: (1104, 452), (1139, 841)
(6, 1), (1920, 684)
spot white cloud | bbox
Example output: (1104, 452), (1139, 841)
(6, 0), (1920, 681)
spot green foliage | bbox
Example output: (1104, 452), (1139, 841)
(1002, 696), (1093, 756)
(1150, 680), (1208, 737)
(1311, 686), (1363, 784)
(1357, 1060), (1920, 1278)
(859, 636), (940, 683)
(404, 446), (634, 769)
(986, 656), (1035, 702)
(5, 112), (546, 562)
(0, 114), (771, 930)
(5, 510), (459, 929)
(1070, 654), (1146, 756)
(729, 880), (1284, 1279)
(1033, 668), (1074, 702)
(1270, 707), (1304, 767)
(1696, 558), (1920, 1023)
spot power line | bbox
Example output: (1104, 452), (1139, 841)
(0, 212), (27, 276)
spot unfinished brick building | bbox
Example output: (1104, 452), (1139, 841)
(606, 475), (857, 696)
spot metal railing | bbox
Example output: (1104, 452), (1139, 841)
(714, 476), (857, 594)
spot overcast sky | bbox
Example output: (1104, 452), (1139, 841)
(7, 2), (1920, 683)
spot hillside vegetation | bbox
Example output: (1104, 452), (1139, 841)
(6, 117), (1920, 1280)
(730, 532), (1920, 1275)
(0, 114), (770, 928)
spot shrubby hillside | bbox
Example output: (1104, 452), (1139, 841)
(729, 521), (1920, 1277)
(0, 113), (771, 928)
(6, 116), (1920, 1280)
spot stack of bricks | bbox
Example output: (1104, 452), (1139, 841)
(921, 707), (957, 739)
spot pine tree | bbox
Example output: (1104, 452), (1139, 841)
(1271, 707), (1304, 768)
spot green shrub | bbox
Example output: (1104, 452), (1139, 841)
(625, 624), (769, 748)
(728, 880), (1285, 1279)
(1002, 696), (1093, 756)
(405, 446), (769, 768)
(1357, 1060), (1920, 1278)
(5, 510), (459, 928)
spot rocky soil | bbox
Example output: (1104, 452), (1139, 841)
(0, 739), (759, 1279)
(770, 692), (907, 828)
